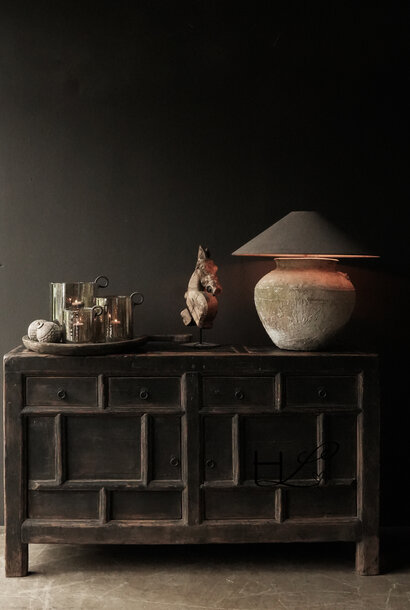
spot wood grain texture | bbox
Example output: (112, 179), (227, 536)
(3, 371), (28, 576)
(181, 372), (201, 525)
(21, 518), (361, 545)
(355, 367), (380, 575)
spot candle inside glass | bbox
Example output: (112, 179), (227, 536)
(109, 318), (122, 340)
(66, 297), (84, 310)
(72, 319), (84, 342)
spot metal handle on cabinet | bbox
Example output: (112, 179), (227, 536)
(234, 388), (244, 400)
(139, 388), (149, 400)
(57, 389), (67, 400)
(317, 386), (328, 399)
(206, 459), (216, 469)
(170, 456), (180, 467)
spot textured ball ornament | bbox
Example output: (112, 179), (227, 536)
(28, 319), (48, 341)
(36, 321), (62, 343)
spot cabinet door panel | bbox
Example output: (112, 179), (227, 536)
(66, 416), (141, 480)
(326, 414), (357, 480)
(151, 415), (181, 481)
(244, 415), (317, 484)
(202, 416), (233, 482)
(27, 417), (55, 480)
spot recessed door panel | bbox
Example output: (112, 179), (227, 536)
(28, 491), (99, 520)
(151, 416), (181, 481)
(203, 416), (233, 482)
(27, 417), (55, 480)
(204, 488), (276, 520)
(66, 416), (141, 480)
(111, 491), (181, 520)
(287, 486), (356, 518)
(326, 415), (357, 480)
(244, 415), (317, 484)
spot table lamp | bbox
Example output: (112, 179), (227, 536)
(232, 211), (378, 350)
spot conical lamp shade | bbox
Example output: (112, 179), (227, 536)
(232, 211), (378, 258)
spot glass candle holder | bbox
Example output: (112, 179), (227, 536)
(50, 275), (109, 325)
(95, 292), (144, 342)
(63, 306), (104, 343)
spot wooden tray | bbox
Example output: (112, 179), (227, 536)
(21, 333), (193, 356)
(22, 335), (148, 356)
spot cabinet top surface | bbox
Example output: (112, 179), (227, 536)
(4, 344), (378, 362)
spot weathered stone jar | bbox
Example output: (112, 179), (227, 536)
(254, 258), (355, 351)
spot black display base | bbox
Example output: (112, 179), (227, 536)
(181, 328), (219, 349)
(182, 341), (220, 349)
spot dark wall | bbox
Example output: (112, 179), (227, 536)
(1, 1), (408, 524)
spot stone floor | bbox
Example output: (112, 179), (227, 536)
(1, 528), (410, 609)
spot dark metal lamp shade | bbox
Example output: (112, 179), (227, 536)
(232, 211), (378, 258)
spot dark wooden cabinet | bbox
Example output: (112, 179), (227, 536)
(3, 345), (380, 576)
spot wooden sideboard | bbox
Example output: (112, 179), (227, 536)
(3, 345), (380, 576)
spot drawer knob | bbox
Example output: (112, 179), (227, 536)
(235, 388), (244, 400)
(317, 387), (328, 399)
(206, 459), (216, 469)
(57, 389), (67, 400)
(139, 388), (149, 400)
(170, 456), (180, 467)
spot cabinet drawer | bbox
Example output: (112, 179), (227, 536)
(108, 377), (180, 407)
(285, 375), (358, 407)
(25, 377), (98, 407)
(203, 377), (274, 407)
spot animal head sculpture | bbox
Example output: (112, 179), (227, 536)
(196, 246), (222, 296)
(181, 245), (222, 330)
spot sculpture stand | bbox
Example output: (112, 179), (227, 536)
(182, 327), (220, 349)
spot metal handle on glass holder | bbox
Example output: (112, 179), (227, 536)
(94, 275), (109, 289)
(130, 291), (144, 306)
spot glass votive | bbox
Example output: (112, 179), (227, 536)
(50, 275), (109, 325)
(95, 292), (144, 342)
(63, 306), (104, 343)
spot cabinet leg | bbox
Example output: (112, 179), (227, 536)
(5, 539), (28, 577)
(355, 535), (379, 575)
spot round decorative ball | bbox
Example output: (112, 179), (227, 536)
(36, 321), (62, 343)
(28, 319), (48, 341)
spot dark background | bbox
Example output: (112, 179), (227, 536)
(0, 1), (408, 525)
